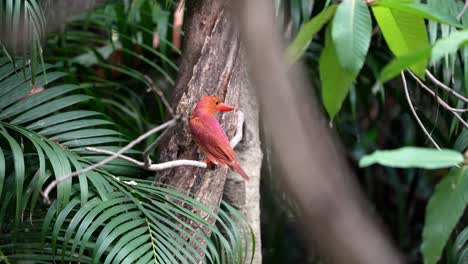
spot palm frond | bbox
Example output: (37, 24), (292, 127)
(0, 57), (253, 263)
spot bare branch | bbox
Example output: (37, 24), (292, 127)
(42, 110), (245, 203)
(143, 127), (173, 168)
(86, 147), (207, 170)
(87, 147), (145, 166)
(426, 70), (468, 104)
(148, 160), (207, 170)
(42, 117), (179, 202)
(408, 71), (468, 113)
(144, 75), (176, 118)
(402, 72), (441, 149)
(90, 111), (245, 170)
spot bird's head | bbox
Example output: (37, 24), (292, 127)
(193, 96), (235, 115)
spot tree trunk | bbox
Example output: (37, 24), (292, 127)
(222, 77), (263, 264)
(154, 0), (249, 255)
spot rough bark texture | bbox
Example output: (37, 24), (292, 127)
(223, 78), (263, 264)
(154, 0), (241, 222)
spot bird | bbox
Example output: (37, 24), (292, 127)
(189, 96), (249, 181)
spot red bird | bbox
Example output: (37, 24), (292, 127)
(189, 96), (249, 181)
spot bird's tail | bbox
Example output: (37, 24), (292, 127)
(230, 161), (249, 181)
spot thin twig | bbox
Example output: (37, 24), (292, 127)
(88, 111), (246, 170)
(42, 117), (180, 202)
(401, 72), (441, 149)
(86, 147), (207, 170)
(143, 126), (173, 168)
(408, 71), (468, 113)
(42, 111), (246, 202)
(426, 70), (468, 104)
(144, 75), (176, 118)
(409, 71), (468, 129)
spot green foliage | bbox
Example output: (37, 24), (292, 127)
(372, 5), (429, 78)
(286, 5), (337, 64)
(431, 30), (468, 63)
(331, 0), (372, 76)
(379, 47), (431, 82)
(422, 167), (468, 264)
(380, 30), (468, 82)
(320, 24), (354, 120)
(375, 0), (462, 27)
(284, 0), (468, 263)
(0, 55), (252, 262)
(359, 147), (464, 169)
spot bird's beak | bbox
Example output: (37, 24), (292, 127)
(217, 103), (235, 112)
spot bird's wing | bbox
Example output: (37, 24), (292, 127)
(189, 116), (236, 164)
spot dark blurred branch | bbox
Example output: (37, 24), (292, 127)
(42, 0), (106, 32)
(232, 0), (402, 263)
(1, 0), (105, 56)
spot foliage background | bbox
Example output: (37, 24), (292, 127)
(1, 0), (468, 263)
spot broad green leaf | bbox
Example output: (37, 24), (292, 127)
(320, 25), (354, 119)
(422, 167), (468, 264)
(359, 147), (464, 169)
(376, 0), (462, 27)
(380, 29), (468, 82)
(432, 30), (468, 63)
(286, 5), (337, 64)
(331, 0), (372, 75)
(372, 6), (429, 78)
(380, 47), (431, 82)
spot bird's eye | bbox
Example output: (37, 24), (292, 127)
(215, 101), (219, 105)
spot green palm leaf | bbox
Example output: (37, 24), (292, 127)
(0, 57), (253, 263)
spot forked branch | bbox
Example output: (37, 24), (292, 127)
(401, 71), (441, 149)
(41, 110), (245, 203)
